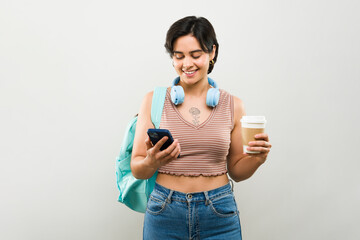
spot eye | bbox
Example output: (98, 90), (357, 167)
(191, 52), (202, 59)
(174, 53), (184, 59)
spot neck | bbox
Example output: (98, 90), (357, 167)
(179, 76), (210, 97)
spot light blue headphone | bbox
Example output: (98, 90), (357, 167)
(170, 76), (220, 107)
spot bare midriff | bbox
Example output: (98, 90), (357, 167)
(156, 173), (229, 193)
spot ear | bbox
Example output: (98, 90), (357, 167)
(210, 44), (216, 60)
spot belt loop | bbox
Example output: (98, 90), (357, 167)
(166, 190), (174, 204)
(229, 179), (234, 192)
(204, 191), (210, 206)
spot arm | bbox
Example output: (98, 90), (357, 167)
(227, 96), (272, 182)
(130, 91), (181, 179)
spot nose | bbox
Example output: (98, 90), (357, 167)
(182, 56), (193, 69)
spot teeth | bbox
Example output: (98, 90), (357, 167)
(184, 70), (196, 74)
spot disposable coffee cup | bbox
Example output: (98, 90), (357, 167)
(240, 116), (266, 154)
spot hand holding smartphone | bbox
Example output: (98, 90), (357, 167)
(147, 129), (180, 157)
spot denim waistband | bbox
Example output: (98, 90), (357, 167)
(153, 181), (234, 203)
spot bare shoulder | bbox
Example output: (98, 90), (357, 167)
(143, 90), (154, 104)
(233, 96), (244, 111)
(232, 95), (246, 123)
(138, 90), (154, 121)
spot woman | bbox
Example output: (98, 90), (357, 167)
(131, 16), (271, 239)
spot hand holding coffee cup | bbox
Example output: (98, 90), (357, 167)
(241, 116), (271, 155)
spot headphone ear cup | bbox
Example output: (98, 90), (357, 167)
(206, 88), (220, 107)
(171, 85), (185, 105)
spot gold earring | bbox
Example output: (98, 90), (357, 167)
(210, 60), (215, 66)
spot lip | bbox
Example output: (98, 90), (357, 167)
(183, 69), (198, 77)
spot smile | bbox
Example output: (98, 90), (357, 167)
(183, 70), (198, 75)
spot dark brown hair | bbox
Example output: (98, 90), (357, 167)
(165, 16), (219, 74)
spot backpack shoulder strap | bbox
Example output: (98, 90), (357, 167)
(151, 87), (167, 129)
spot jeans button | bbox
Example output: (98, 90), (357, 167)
(187, 194), (192, 199)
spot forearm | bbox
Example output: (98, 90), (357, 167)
(131, 156), (158, 180)
(228, 155), (264, 182)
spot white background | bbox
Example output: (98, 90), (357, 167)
(1, 0), (359, 239)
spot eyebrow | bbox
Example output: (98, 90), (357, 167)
(173, 50), (203, 54)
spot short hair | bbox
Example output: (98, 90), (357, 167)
(165, 16), (219, 74)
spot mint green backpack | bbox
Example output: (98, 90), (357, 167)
(115, 87), (167, 213)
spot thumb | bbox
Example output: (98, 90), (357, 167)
(145, 136), (153, 150)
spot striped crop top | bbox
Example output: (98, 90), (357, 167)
(157, 88), (234, 176)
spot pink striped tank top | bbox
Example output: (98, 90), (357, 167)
(157, 88), (234, 176)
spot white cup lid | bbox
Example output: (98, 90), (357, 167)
(240, 116), (266, 123)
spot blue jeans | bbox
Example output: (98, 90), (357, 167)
(143, 182), (242, 240)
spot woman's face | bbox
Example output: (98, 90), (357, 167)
(172, 34), (215, 86)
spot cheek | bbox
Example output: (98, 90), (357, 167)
(173, 61), (180, 68)
(196, 55), (211, 67)
(172, 58), (181, 68)
(195, 59), (209, 69)
(173, 63), (183, 73)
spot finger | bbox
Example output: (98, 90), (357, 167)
(158, 139), (178, 159)
(153, 136), (169, 151)
(162, 145), (181, 164)
(254, 133), (269, 141)
(248, 140), (271, 148)
(167, 142), (181, 160)
(247, 146), (271, 153)
(170, 143), (181, 159)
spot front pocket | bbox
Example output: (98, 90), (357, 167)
(146, 195), (167, 215)
(209, 193), (238, 218)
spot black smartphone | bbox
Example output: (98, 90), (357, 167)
(147, 128), (175, 151)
